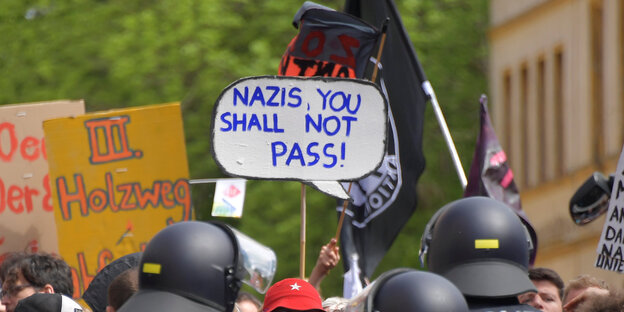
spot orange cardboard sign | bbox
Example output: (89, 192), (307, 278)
(44, 103), (191, 296)
(0, 100), (85, 259)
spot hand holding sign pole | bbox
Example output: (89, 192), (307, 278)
(211, 75), (387, 277)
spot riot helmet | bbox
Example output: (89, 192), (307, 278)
(345, 268), (469, 312)
(422, 196), (536, 298)
(119, 221), (276, 312)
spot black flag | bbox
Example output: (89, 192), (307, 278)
(463, 95), (538, 265)
(339, 0), (427, 296)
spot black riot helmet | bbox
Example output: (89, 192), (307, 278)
(423, 196), (536, 299)
(345, 268), (469, 312)
(119, 221), (276, 312)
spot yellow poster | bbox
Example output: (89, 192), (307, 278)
(44, 103), (191, 297)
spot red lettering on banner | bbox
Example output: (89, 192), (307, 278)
(43, 174), (53, 211)
(301, 30), (325, 57)
(56, 173), (191, 222)
(0, 122), (46, 162)
(0, 176), (50, 215)
(330, 34), (359, 69)
(77, 252), (95, 294)
(0, 122), (18, 162)
(70, 267), (81, 298)
(85, 116), (142, 164)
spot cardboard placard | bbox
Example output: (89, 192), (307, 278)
(0, 100), (85, 259)
(211, 76), (387, 198)
(596, 145), (624, 272)
(211, 179), (246, 218)
(44, 103), (191, 296)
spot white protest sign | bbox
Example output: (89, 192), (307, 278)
(211, 76), (387, 199)
(596, 145), (624, 272)
(212, 179), (246, 218)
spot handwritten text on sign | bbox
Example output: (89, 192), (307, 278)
(596, 145), (624, 273)
(211, 76), (387, 181)
(0, 100), (84, 257)
(44, 103), (191, 296)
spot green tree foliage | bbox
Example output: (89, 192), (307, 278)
(0, 0), (488, 298)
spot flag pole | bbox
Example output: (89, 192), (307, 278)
(300, 183), (307, 279)
(422, 82), (467, 189)
(335, 18), (389, 243)
(385, 0), (467, 189)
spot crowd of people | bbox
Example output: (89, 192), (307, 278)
(0, 196), (622, 312)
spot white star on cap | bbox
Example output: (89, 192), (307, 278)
(290, 282), (301, 291)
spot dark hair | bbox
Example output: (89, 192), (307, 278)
(108, 268), (139, 310)
(528, 267), (564, 300)
(0, 252), (27, 282)
(17, 253), (74, 297)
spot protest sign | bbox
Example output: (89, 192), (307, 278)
(44, 103), (191, 296)
(0, 100), (84, 259)
(211, 179), (246, 218)
(211, 76), (387, 198)
(596, 145), (624, 272)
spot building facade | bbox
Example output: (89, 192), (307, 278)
(489, 0), (624, 286)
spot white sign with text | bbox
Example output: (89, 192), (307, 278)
(211, 76), (387, 198)
(596, 145), (624, 272)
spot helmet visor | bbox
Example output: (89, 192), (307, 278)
(231, 227), (277, 294)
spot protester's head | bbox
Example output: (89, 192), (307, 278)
(1, 253), (73, 312)
(14, 293), (83, 312)
(562, 275), (610, 311)
(106, 268), (138, 312)
(236, 291), (261, 312)
(574, 288), (624, 312)
(367, 269), (469, 312)
(82, 252), (141, 312)
(119, 221), (275, 312)
(262, 278), (324, 312)
(321, 297), (348, 312)
(423, 196), (536, 299)
(517, 267), (564, 312)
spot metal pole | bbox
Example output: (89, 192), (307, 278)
(422, 81), (467, 189)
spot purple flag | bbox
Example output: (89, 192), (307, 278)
(464, 95), (538, 265)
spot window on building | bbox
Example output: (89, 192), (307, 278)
(503, 70), (513, 166)
(521, 63), (529, 188)
(590, 0), (604, 166)
(537, 57), (546, 182)
(554, 48), (564, 177)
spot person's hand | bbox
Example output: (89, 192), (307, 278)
(316, 238), (340, 275)
(563, 287), (610, 312)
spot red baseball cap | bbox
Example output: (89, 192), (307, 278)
(262, 278), (324, 312)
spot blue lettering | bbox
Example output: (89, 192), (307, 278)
(248, 114), (261, 131)
(323, 143), (337, 168)
(233, 87), (248, 106)
(266, 86), (280, 106)
(288, 87), (302, 107)
(306, 142), (320, 166)
(272, 114), (284, 133)
(329, 92), (348, 112)
(286, 143), (305, 166)
(342, 116), (357, 136)
(250, 87), (266, 106)
(305, 114), (322, 133)
(271, 141), (287, 166)
(219, 112), (233, 131)
(346, 94), (362, 114)
(232, 113), (247, 131)
(316, 88), (331, 110)
(323, 116), (341, 136)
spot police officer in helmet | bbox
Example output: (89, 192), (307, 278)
(420, 196), (539, 312)
(345, 268), (469, 312)
(119, 221), (276, 312)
